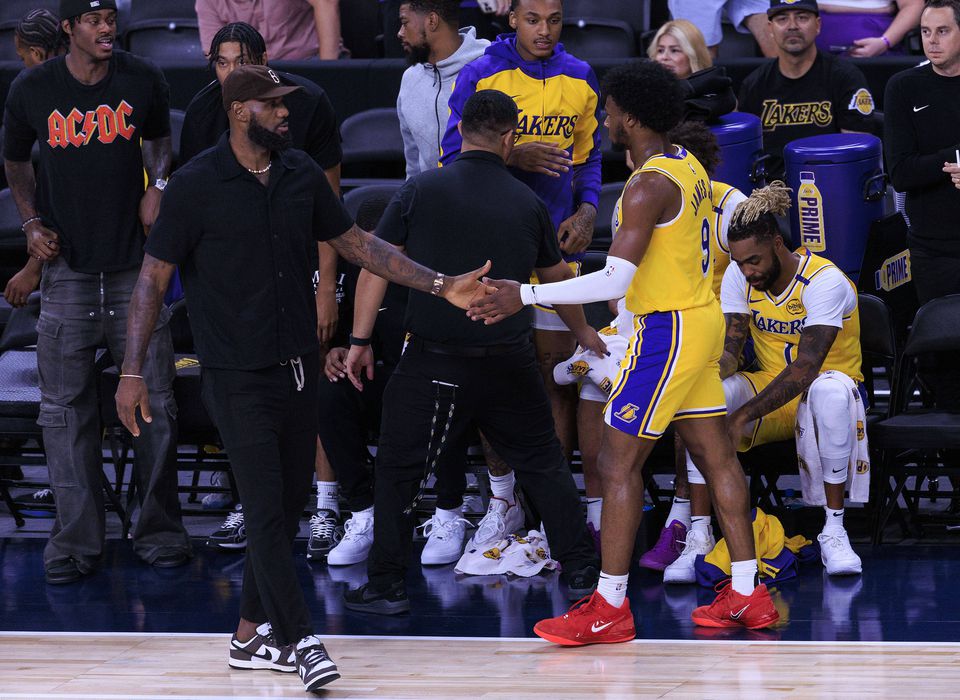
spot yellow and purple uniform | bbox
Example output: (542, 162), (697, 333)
(605, 147), (727, 439)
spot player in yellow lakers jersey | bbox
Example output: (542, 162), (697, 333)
(469, 60), (779, 642)
(675, 182), (866, 585)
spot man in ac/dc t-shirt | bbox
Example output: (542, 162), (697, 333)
(2, 0), (190, 585)
(738, 0), (876, 181)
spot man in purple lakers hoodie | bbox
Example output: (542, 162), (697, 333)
(440, 0), (602, 464)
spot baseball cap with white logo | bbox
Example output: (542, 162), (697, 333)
(221, 65), (302, 110)
(60, 0), (117, 19)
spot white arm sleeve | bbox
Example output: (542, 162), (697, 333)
(719, 261), (750, 314)
(803, 267), (856, 329)
(519, 256), (637, 306)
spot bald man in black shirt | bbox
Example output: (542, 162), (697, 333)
(342, 89), (602, 615)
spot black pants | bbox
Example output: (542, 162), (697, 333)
(368, 341), (598, 588)
(317, 359), (468, 512)
(202, 353), (319, 646)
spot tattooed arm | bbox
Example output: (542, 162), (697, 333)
(115, 255), (176, 437)
(719, 313), (751, 380)
(328, 225), (490, 309)
(140, 136), (173, 232)
(734, 324), (838, 423)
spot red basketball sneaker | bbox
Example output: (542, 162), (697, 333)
(691, 581), (780, 629)
(534, 591), (636, 646)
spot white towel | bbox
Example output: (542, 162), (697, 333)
(455, 529), (558, 577)
(795, 370), (871, 504)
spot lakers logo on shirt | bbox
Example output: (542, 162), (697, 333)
(856, 460), (869, 474)
(46, 101), (136, 149)
(760, 99), (833, 131)
(569, 360), (591, 378)
(614, 403), (640, 423)
(856, 420), (865, 441)
(848, 88), (875, 116)
(515, 109), (579, 139)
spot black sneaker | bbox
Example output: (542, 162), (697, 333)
(207, 505), (246, 550)
(295, 635), (340, 691)
(563, 565), (600, 600)
(343, 581), (411, 615)
(45, 558), (84, 585)
(229, 622), (296, 673)
(306, 509), (343, 561)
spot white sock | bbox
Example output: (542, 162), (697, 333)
(667, 497), (691, 527)
(435, 506), (461, 523)
(730, 559), (758, 596)
(489, 471), (516, 502)
(586, 498), (602, 530)
(316, 481), (339, 515)
(597, 571), (628, 608)
(351, 505), (374, 521)
(690, 515), (711, 538)
(823, 506), (845, 534)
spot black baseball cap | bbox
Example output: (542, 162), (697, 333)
(60, 0), (117, 19)
(768, 0), (819, 18)
(222, 65), (302, 110)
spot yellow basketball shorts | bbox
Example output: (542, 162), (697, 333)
(604, 301), (726, 440)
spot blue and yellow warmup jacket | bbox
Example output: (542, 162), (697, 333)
(440, 34), (602, 260)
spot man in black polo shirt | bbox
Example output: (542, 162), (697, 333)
(738, 0), (875, 181)
(180, 21), (344, 556)
(115, 65), (490, 692)
(341, 90), (602, 614)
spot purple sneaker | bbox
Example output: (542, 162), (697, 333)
(637, 520), (687, 571)
(588, 522), (601, 555)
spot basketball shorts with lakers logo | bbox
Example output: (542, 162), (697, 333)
(605, 300), (726, 439)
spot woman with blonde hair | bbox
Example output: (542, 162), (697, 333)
(647, 19), (712, 79)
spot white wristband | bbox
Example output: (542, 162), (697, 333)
(520, 284), (537, 305)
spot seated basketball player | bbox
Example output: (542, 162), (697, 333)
(667, 182), (866, 585)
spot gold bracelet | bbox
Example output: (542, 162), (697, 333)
(430, 272), (445, 296)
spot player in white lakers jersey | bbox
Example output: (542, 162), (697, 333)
(469, 61), (779, 642)
(671, 182), (865, 584)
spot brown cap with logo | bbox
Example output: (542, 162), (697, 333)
(221, 65), (302, 111)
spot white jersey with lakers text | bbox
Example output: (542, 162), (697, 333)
(720, 250), (863, 382)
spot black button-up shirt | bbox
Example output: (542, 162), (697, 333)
(146, 132), (353, 370)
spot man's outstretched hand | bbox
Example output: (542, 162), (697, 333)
(441, 259), (495, 309)
(467, 278), (523, 325)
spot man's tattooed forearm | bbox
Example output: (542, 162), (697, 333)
(331, 226), (436, 293)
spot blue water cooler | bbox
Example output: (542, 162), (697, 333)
(784, 134), (885, 282)
(709, 112), (765, 195)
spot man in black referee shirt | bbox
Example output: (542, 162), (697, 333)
(342, 90), (603, 614)
(115, 65), (490, 693)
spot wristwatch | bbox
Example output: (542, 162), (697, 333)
(153, 178), (168, 192)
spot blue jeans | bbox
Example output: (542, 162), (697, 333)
(37, 257), (189, 571)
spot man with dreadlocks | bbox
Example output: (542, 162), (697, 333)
(714, 181), (866, 576)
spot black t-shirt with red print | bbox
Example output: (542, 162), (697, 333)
(3, 50), (170, 273)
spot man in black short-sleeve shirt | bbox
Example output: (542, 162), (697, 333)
(2, 0), (189, 585)
(738, 0), (875, 181)
(341, 90), (601, 615)
(116, 65), (488, 692)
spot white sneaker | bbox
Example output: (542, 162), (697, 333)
(818, 530), (862, 575)
(663, 529), (715, 584)
(327, 514), (374, 566)
(420, 514), (470, 565)
(468, 496), (524, 549)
